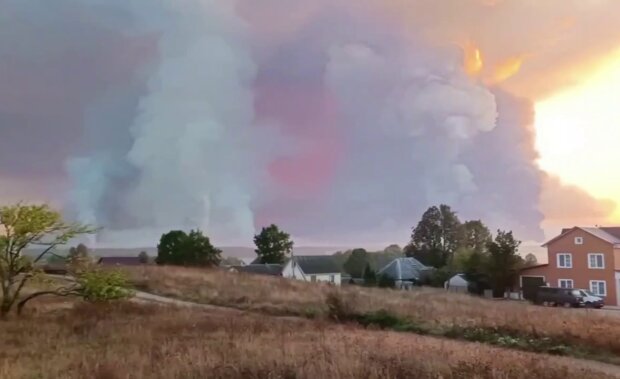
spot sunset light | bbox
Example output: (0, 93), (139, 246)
(535, 48), (620, 217)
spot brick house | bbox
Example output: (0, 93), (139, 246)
(519, 227), (620, 306)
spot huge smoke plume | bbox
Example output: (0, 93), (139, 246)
(1, 0), (618, 246)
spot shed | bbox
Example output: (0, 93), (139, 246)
(445, 274), (469, 293)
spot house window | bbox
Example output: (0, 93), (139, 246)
(574, 237), (583, 245)
(590, 280), (607, 296)
(557, 253), (572, 268)
(558, 279), (573, 288)
(329, 274), (335, 283)
(310, 275), (317, 282)
(588, 253), (605, 269)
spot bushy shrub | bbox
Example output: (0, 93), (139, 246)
(77, 269), (133, 302)
(377, 274), (395, 288)
(325, 291), (355, 321)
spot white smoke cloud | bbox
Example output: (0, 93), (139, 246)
(4, 0), (620, 247)
(66, 0), (264, 246)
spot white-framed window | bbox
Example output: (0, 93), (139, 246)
(557, 253), (572, 268)
(310, 275), (317, 282)
(558, 279), (574, 288)
(590, 280), (607, 296)
(574, 237), (584, 245)
(329, 274), (335, 283)
(588, 253), (605, 269)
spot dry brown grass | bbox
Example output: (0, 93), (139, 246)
(127, 266), (620, 355)
(1, 300), (618, 379)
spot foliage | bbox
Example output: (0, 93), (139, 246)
(325, 291), (355, 321)
(426, 266), (453, 288)
(138, 251), (149, 264)
(343, 248), (368, 278)
(77, 269), (133, 302)
(377, 274), (395, 288)
(405, 205), (462, 268)
(68, 243), (90, 265)
(0, 203), (95, 317)
(460, 220), (491, 255)
(485, 230), (522, 297)
(156, 229), (221, 267)
(16, 266), (134, 315)
(383, 244), (402, 254)
(524, 253), (538, 266)
(362, 264), (377, 286)
(332, 248), (404, 273)
(253, 224), (294, 264)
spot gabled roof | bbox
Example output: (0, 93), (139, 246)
(377, 257), (432, 281)
(543, 226), (620, 247)
(233, 264), (283, 276)
(520, 263), (549, 271)
(252, 254), (341, 274)
(292, 255), (340, 274)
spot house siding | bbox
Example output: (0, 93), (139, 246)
(616, 272), (620, 307)
(310, 273), (341, 285)
(281, 260), (307, 280)
(545, 228), (617, 305)
(281, 261), (341, 285)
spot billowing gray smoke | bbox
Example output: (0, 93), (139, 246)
(3, 0), (618, 247)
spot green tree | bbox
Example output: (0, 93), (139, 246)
(156, 230), (221, 267)
(253, 224), (294, 264)
(485, 230), (522, 297)
(68, 243), (90, 266)
(524, 253), (538, 266)
(138, 251), (149, 264)
(0, 203), (95, 317)
(16, 267), (133, 315)
(343, 248), (368, 278)
(363, 264), (377, 286)
(383, 244), (402, 254)
(460, 220), (491, 255)
(377, 274), (395, 288)
(405, 205), (462, 268)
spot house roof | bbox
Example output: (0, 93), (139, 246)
(377, 257), (432, 281)
(520, 263), (549, 271)
(98, 257), (144, 266)
(543, 226), (620, 247)
(233, 264), (283, 276)
(292, 255), (341, 274)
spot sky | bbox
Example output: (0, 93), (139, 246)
(1, 0), (620, 248)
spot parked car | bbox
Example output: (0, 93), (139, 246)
(576, 289), (604, 308)
(534, 287), (585, 308)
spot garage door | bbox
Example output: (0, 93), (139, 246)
(522, 276), (545, 301)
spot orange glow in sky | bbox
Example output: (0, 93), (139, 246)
(535, 48), (620, 220)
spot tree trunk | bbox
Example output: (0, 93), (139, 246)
(0, 297), (12, 318)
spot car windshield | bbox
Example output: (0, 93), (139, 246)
(581, 290), (596, 296)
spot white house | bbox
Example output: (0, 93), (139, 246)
(281, 255), (341, 285)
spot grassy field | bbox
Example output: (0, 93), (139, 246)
(127, 266), (620, 359)
(1, 299), (619, 379)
